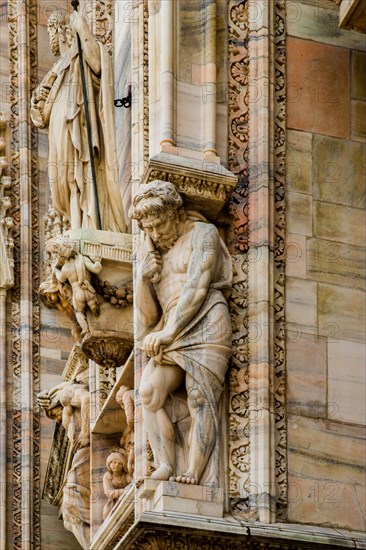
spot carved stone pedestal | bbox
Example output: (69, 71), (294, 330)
(138, 480), (224, 518)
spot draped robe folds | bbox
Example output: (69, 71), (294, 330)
(31, 41), (126, 232)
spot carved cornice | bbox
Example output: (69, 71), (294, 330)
(143, 153), (237, 219)
(112, 515), (359, 549)
(65, 229), (134, 264)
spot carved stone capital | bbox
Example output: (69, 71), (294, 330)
(82, 332), (133, 369)
(143, 153), (237, 219)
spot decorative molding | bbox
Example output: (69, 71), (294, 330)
(143, 0), (149, 162)
(227, 0), (251, 513)
(92, 278), (133, 309)
(273, 0), (287, 520)
(95, 0), (114, 54)
(143, 154), (237, 219)
(227, 0), (287, 521)
(42, 423), (71, 505)
(8, 0), (41, 546)
(62, 343), (89, 381)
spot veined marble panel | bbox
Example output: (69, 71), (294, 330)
(287, 0), (366, 50)
(307, 237), (365, 291)
(318, 283), (365, 342)
(328, 340), (366, 425)
(288, 416), (366, 531)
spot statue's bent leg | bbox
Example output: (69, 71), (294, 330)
(175, 374), (216, 485)
(140, 358), (184, 480)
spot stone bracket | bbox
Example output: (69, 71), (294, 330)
(143, 153), (237, 219)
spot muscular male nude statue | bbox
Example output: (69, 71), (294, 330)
(132, 181), (232, 486)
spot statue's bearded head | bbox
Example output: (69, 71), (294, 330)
(131, 181), (186, 251)
(47, 10), (75, 56)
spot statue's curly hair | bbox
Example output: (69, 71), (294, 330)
(130, 180), (186, 228)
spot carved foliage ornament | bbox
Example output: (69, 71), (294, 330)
(8, 0), (41, 545)
(227, 0), (251, 510)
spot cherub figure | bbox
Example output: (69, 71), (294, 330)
(53, 239), (102, 336)
(103, 450), (132, 519)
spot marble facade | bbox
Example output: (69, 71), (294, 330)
(0, 1), (365, 549)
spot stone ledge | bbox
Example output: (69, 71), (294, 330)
(114, 512), (366, 549)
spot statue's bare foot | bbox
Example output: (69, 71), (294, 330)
(174, 472), (196, 485)
(150, 464), (173, 481)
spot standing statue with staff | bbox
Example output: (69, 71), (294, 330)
(31, 1), (126, 233)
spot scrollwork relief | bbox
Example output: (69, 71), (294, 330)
(273, 0), (287, 520)
(227, 0), (251, 511)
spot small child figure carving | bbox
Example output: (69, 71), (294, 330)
(103, 450), (132, 519)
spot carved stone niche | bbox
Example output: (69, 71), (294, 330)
(143, 152), (237, 220)
(91, 352), (135, 541)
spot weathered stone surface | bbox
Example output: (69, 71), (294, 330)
(287, 333), (327, 417)
(308, 238), (365, 291)
(318, 283), (365, 342)
(351, 100), (366, 142)
(287, 193), (313, 236)
(352, 51), (366, 100)
(287, 37), (350, 138)
(286, 279), (317, 329)
(313, 135), (365, 207)
(286, 130), (312, 195)
(328, 340), (366, 425)
(288, 416), (366, 532)
(287, 1), (366, 51)
(314, 201), (365, 246)
(286, 233), (307, 279)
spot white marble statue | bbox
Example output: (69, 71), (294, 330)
(132, 181), (232, 486)
(30, 10), (126, 232)
(52, 239), (102, 336)
(102, 450), (132, 519)
(38, 378), (91, 549)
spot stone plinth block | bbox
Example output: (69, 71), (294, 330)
(138, 480), (224, 518)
